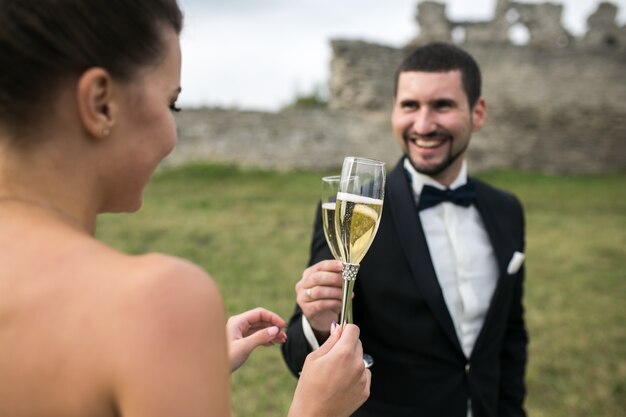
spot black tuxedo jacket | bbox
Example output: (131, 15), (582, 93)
(282, 159), (528, 417)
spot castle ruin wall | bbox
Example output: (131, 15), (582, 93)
(166, 1), (626, 174)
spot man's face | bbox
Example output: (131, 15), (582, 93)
(391, 70), (485, 186)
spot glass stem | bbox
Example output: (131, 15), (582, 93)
(346, 289), (353, 324)
(339, 262), (359, 327)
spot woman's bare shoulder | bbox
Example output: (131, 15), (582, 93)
(103, 251), (225, 337)
(0, 228), (231, 416)
(97, 252), (232, 415)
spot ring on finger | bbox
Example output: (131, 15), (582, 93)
(306, 287), (313, 301)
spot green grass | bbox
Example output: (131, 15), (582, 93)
(96, 164), (626, 417)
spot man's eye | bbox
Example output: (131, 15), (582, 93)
(401, 100), (418, 109)
(435, 100), (454, 110)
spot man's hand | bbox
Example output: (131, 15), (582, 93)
(295, 260), (344, 341)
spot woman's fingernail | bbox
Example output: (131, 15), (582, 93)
(267, 326), (279, 337)
(331, 321), (337, 335)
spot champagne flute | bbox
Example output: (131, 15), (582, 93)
(321, 175), (358, 324)
(334, 157), (385, 368)
(321, 175), (343, 261)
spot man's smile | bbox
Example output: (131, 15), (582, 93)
(405, 130), (452, 151)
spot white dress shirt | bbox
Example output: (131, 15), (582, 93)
(404, 158), (498, 359)
(405, 158), (498, 417)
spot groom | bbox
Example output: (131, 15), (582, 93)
(282, 42), (528, 417)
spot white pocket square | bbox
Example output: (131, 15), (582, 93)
(507, 251), (525, 275)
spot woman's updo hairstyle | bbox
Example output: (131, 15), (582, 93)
(0, 0), (183, 136)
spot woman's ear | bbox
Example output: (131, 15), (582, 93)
(76, 68), (117, 139)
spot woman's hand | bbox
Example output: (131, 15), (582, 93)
(289, 323), (371, 417)
(226, 307), (288, 373)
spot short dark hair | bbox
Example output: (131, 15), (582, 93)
(0, 0), (183, 136)
(394, 42), (482, 108)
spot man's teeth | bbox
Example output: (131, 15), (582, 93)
(415, 138), (444, 148)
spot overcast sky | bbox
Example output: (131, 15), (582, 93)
(177, 0), (626, 111)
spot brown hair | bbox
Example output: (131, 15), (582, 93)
(394, 42), (482, 109)
(0, 0), (183, 136)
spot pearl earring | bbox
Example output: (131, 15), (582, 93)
(101, 127), (110, 137)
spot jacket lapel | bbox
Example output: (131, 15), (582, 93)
(387, 161), (464, 355)
(470, 181), (516, 355)
(473, 182), (511, 280)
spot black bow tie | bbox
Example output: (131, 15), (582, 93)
(417, 181), (476, 211)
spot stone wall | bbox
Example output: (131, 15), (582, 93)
(167, 108), (399, 171)
(167, 0), (626, 174)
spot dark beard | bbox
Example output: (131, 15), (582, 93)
(403, 129), (470, 177)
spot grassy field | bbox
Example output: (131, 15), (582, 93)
(96, 164), (626, 417)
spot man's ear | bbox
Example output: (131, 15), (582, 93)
(76, 67), (117, 139)
(471, 97), (487, 132)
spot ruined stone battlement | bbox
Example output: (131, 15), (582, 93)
(408, 0), (625, 49)
(330, 0), (626, 112)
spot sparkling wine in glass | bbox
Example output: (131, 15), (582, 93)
(321, 175), (358, 324)
(335, 156), (385, 368)
(321, 175), (343, 261)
